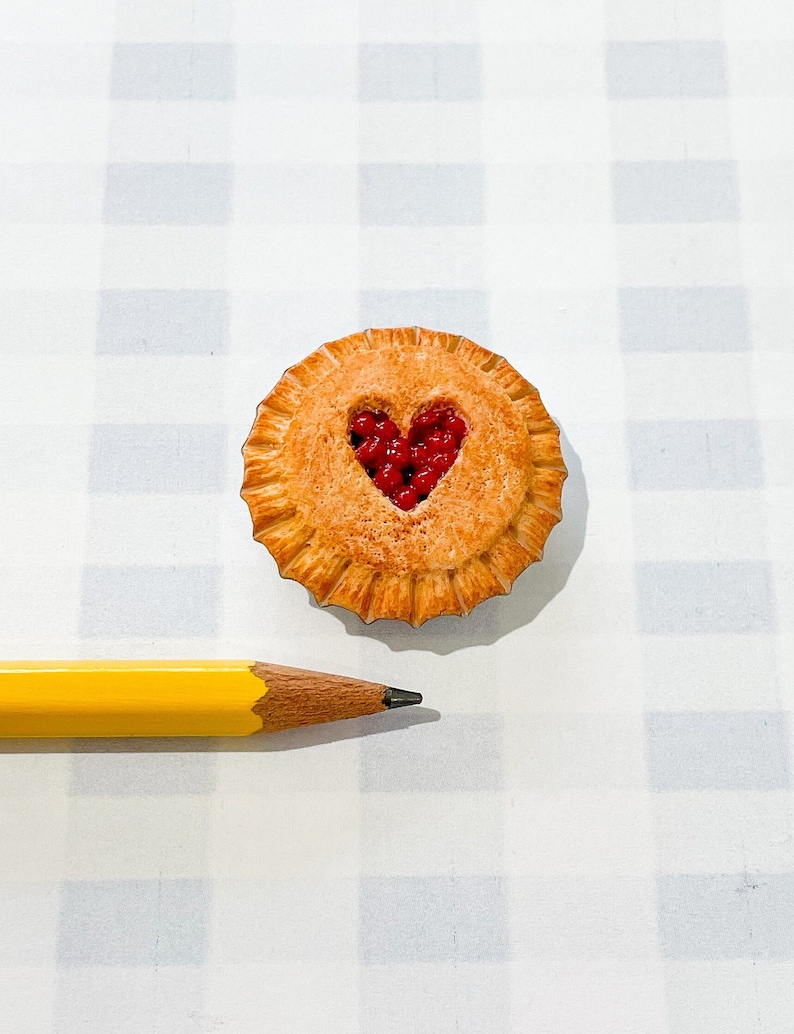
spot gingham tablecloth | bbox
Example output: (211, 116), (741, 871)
(1, 2), (793, 1031)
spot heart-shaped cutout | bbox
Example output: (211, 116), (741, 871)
(349, 406), (468, 510)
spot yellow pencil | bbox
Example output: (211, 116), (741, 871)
(0, 661), (422, 738)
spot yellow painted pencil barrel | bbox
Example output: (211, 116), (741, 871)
(0, 661), (421, 738)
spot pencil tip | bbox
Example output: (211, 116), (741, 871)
(383, 687), (423, 709)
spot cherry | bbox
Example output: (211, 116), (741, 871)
(350, 411), (378, 438)
(355, 437), (388, 468)
(373, 464), (403, 495)
(428, 450), (457, 474)
(373, 418), (400, 441)
(391, 485), (419, 511)
(444, 414), (467, 443)
(424, 429), (456, 453)
(412, 409), (444, 434)
(385, 438), (410, 469)
(409, 443), (429, 467)
(410, 467), (440, 495)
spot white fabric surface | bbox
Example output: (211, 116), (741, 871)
(1, 1), (793, 1031)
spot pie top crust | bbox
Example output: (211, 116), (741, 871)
(241, 327), (566, 626)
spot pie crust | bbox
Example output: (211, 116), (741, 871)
(241, 327), (566, 626)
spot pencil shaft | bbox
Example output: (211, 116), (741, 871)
(0, 661), (390, 738)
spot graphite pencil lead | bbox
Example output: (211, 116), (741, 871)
(383, 687), (422, 709)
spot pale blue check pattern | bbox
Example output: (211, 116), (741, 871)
(1, 1), (793, 1031)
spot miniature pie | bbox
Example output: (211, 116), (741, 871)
(241, 327), (566, 626)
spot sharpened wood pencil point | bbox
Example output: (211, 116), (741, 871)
(383, 687), (423, 708)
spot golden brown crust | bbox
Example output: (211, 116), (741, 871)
(287, 347), (338, 388)
(453, 556), (509, 614)
(323, 331), (372, 362)
(324, 561), (377, 616)
(264, 376), (306, 416)
(255, 513), (314, 569)
(487, 532), (536, 586)
(515, 393), (559, 433)
(531, 468), (567, 517)
(530, 428), (566, 470)
(453, 335), (498, 368)
(412, 569), (461, 626)
(241, 327), (566, 626)
(514, 503), (560, 557)
(366, 571), (414, 623)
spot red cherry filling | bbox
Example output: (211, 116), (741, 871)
(384, 438), (410, 469)
(428, 450), (456, 474)
(349, 406), (468, 510)
(355, 436), (387, 468)
(410, 466), (440, 494)
(373, 418), (400, 441)
(391, 485), (419, 511)
(373, 463), (403, 495)
(444, 413), (468, 443)
(350, 411), (377, 438)
(424, 429), (456, 453)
